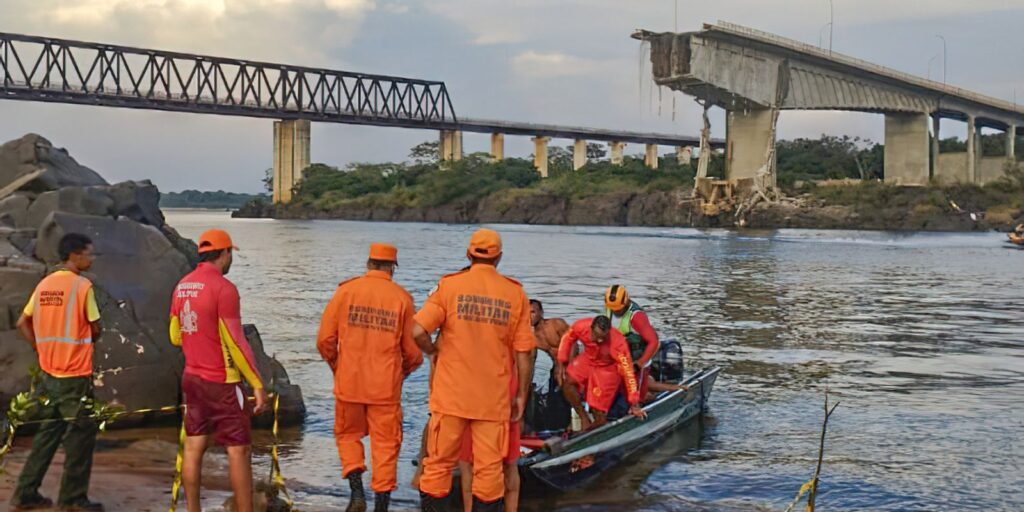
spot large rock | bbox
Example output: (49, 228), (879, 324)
(0, 133), (305, 428)
(0, 193), (32, 228)
(26, 187), (115, 229)
(35, 212), (191, 326)
(0, 134), (107, 192)
(0, 330), (35, 404)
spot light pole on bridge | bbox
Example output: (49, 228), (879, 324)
(935, 35), (947, 85)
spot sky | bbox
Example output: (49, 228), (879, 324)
(1, 0), (1023, 193)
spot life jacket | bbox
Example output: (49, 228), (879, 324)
(605, 300), (646, 362)
(33, 271), (95, 378)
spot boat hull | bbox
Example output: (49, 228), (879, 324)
(520, 366), (721, 493)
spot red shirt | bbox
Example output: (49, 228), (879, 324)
(169, 263), (263, 389)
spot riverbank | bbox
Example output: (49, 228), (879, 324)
(235, 180), (1023, 232)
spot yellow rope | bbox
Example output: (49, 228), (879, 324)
(783, 478), (816, 512)
(168, 408), (187, 512)
(269, 393), (294, 508)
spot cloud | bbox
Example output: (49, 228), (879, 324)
(0, 0), (377, 66)
(511, 51), (604, 79)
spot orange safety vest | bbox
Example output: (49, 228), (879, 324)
(33, 271), (95, 378)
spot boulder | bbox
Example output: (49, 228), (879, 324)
(0, 266), (45, 331)
(25, 187), (115, 229)
(0, 193), (31, 228)
(0, 134), (107, 192)
(0, 330), (35, 406)
(243, 325), (306, 426)
(108, 180), (165, 228)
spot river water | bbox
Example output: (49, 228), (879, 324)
(164, 210), (1023, 511)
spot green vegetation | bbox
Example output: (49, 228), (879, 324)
(284, 143), (706, 212)
(161, 189), (268, 209)
(242, 135), (1022, 230)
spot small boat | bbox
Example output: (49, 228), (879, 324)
(518, 346), (722, 493)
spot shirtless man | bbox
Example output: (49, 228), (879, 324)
(529, 300), (569, 383)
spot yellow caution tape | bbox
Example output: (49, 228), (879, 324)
(269, 392), (295, 509)
(783, 478), (816, 512)
(2, 386), (296, 511)
(168, 408), (186, 512)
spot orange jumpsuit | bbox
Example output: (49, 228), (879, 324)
(415, 264), (535, 503)
(317, 269), (423, 493)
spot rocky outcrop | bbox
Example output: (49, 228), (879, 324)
(0, 134), (304, 427)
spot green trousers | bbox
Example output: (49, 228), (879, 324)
(13, 374), (97, 506)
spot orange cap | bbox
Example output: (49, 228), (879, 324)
(197, 229), (238, 254)
(604, 284), (629, 311)
(368, 242), (398, 263)
(467, 228), (502, 259)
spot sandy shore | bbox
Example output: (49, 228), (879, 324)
(0, 427), (234, 511)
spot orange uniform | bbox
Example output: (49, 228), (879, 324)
(23, 270), (101, 378)
(558, 318), (640, 413)
(415, 263), (535, 503)
(317, 266), (422, 493)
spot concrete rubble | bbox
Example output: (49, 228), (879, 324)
(0, 134), (305, 426)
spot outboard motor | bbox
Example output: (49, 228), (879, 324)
(653, 339), (685, 382)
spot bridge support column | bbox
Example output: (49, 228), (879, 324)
(272, 119), (311, 203)
(490, 133), (504, 161)
(533, 136), (550, 178)
(966, 115), (977, 183)
(440, 130), (463, 162)
(676, 146), (693, 166)
(1007, 126), (1017, 160)
(883, 113), (929, 186)
(609, 141), (625, 165)
(725, 109), (774, 180)
(573, 139), (587, 171)
(644, 144), (659, 169)
(931, 114), (941, 179)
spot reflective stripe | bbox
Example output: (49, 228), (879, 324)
(63, 276), (84, 339)
(36, 336), (93, 345)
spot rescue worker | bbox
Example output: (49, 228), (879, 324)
(413, 228), (535, 512)
(11, 233), (104, 511)
(556, 316), (645, 431)
(603, 285), (660, 401)
(169, 229), (269, 512)
(316, 243), (423, 512)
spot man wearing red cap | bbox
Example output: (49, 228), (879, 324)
(413, 228), (535, 512)
(317, 243), (423, 512)
(169, 229), (268, 512)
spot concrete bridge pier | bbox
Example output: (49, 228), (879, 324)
(644, 144), (659, 169)
(609, 141), (626, 165)
(883, 113), (930, 186)
(966, 116), (977, 183)
(490, 133), (504, 161)
(440, 130), (463, 162)
(1007, 126), (1017, 160)
(725, 109), (774, 180)
(533, 136), (550, 177)
(272, 119), (311, 203)
(573, 139), (587, 170)
(676, 146), (693, 165)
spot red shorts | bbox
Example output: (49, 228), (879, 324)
(182, 372), (252, 446)
(567, 358), (620, 413)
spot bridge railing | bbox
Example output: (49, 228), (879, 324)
(0, 32), (457, 126)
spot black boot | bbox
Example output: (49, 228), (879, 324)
(472, 497), (505, 512)
(373, 491), (391, 512)
(346, 470), (367, 512)
(419, 491), (448, 512)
